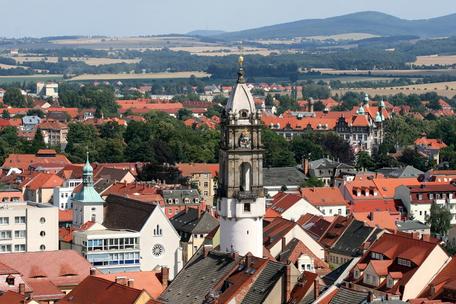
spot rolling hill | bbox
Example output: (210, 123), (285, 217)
(216, 11), (456, 40)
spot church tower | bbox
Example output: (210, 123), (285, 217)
(72, 153), (105, 227)
(218, 56), (265, 258)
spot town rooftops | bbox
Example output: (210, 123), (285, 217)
(377, 166), (424, 179)
(2, 150), (71, 171)
(415, 137), (447, 150)
(395, 220), (430, 232)
(176, 163), (219, 177)
(263, 217), (297, 250)
(26, 172), (64, 190)
(269, 192), (303, 214)
(419, 258), (456, 300)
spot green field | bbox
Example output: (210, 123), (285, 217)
(0, 74), (64, 84)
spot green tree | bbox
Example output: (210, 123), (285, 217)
(302, 83), (330, 99)
(3, 88), (26, 107)
(356, 151), (375, 170)
(30, 129), (46, 153)
(290, 135), (325, 163)
(426, 203), (452, 237)
(177, 108), (193, 121)
(301, 177), (324, 188)
(26, 109), (45, 118)
(2, 110), (10, 119)
(262, 128), (295, 167)
(398, 148), (431, 172)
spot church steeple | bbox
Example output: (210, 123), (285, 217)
(82, 152), (94, 187)
(218, 57), (265, 258)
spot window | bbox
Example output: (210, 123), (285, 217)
(0, 231), (12, 240)
(152, 244), (164, 257)
(40, 245), (46, 251)
(14, 244), (25, 252)
(0, 245), (11, 252)
(153, 225), (162, 236)
(397, 258), (411, 267)
(244, 203), (251, 212)
(371, 252), (383, 260)
(14, 230), (25, 238)
(40, 231), (46, 237)
(14, 217), (25, 224)
(354, 269), (360, 279)
(338, 209), (342, 215)
(40, 217), (46, 224)
(0, 217), (9, 225)
(204, 182), (209, 188)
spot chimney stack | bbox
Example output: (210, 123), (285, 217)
(314, 278), (320, 299)
(127, 279), (135, 288)
(161, 267), (169, 289)
(303, 159), (309, 176)
(90, 268), (96, 276)
(115, 276), (128, 286)
(281, 237), (287, 252)
(285, 263), (292, 302)
(18, 283), (25, 295)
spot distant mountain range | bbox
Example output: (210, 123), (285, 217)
(213, 11), (456, 41)
(187, 30), (225, 37)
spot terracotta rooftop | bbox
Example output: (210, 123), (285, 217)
(301, 187), (348, 206)
(269, 192), (303, 214)
(176, 163), (219, 177)
(26, 173), (64, 190)
(59, 276), (148, 304)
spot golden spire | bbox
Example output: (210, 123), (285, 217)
(239, 54), (244, 68)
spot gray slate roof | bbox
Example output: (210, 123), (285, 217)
(329, 287), (369, 304)
(241, 260), (286, 304)
(263, 167), (307, 187)
(171, 208), (219, 237)
(310, 158), (354, 170)
(396, 220), (430, 231)
(330, 220), (375, 257)
(103, 194), (157, 231)
(322, 259), (353, 286)
(159, 249), (240, 304)
(376, 166), (423, 178)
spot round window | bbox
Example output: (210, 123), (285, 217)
(40, 217), (46, 224)
(152, 244), (164, 257)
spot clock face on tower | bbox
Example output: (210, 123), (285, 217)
(239, 130), (251, 148)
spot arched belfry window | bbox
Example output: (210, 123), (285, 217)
(240, 162), (252, 192)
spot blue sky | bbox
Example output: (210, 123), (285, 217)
(1, 0), (455, 37)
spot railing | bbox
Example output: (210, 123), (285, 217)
(234, 191), (257, 201)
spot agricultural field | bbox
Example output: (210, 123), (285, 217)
(170, 46), (274, 56)
(13, 56), (141, 66)
(0, 74), (63, 84)
(413, 55), (456, 66)
(332, 81), (456, 98)
(68, 71), (210, 81)
(315, 68), (456, 77)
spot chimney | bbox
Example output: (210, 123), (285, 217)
(115, 276), (128, 286)
(367, 291), (374, 302)
(161, 267), (169, 289)
(314, 279), (320, 299)
(285, 263), (292, 302)
(90, 267), (96, 275)
(127, 279), (135, 288)
(281, 237), (287, 252)
(203, 245), (211, 257)
(18, 283), (25, 295)
(245, 254), (251, 267)
(303, 159), (309, 176)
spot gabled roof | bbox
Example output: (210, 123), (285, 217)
(59, 276), (148, 304)
(419, 258), (456, 299)
(0, 291), (26, 304)
(103, 194), (158, 231)
(2, 152), (71, 171)
(170, 208), (219, 236)
(319, 216), (352, 248)
(263, 218), (296, 250)
(301, 187), (348, 207)
(240, 260), (285, 304)
(176, 163), (219, 177)
(263, 166), (307, 187)
(278, 238), (329, 271)
(330, 220), (377, 257)
(26, 173), (63, 190)
(158, 249), (241, 304)
(269, 192), (303, 214)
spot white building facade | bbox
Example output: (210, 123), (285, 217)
(0, 202), (58, 253)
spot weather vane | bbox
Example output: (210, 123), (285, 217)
(239, 42), (244, 68)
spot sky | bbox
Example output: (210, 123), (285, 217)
(1, 0), (455, 37)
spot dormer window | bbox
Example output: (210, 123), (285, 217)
(397, 258), (411, 267)
(418, 194), (423, 200)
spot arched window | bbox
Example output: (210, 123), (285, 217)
(153, 224), (162, 236)
(240, 162), (252, 192)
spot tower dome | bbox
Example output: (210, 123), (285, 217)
(83, 153), (93, 174)
(375, 111), (383, 123)
(356, 105), (365, 115)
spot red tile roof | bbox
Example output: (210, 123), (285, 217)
(419, 258), (456, 299)
(59, 276), (148, 304)
(26, 173), (64, 190)
(0, 291), (26, 304)
(96, 271), (165, 299)
(2, 152), (71, 171)
(59, 210), (73, 223)
(46, 107), (79, 118)
(352, 211), (401, 231)
(319, 216), (353, 248)
(269, 192), (303, 214)
(301, 187), (348, 207)
(176, 163), (219, 177)
(263, 217), (296, 249)
(415, 137), (447, 150)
